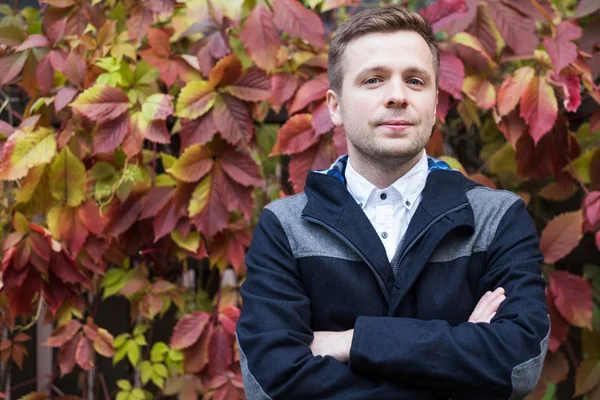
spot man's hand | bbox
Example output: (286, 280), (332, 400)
(468, 287), (505, 323)
(309, 287), (506, 362)
(310, 330), (353, 363)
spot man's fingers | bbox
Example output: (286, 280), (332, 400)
(469, 287), (505, 323)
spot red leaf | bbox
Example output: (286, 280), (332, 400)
(209, 55), (243, 88)
(548, 270), (593, 330)
(465, 1), (498, 58)
(183, 324), (211, 373)
(72, 86), (130, 122)
(546, 288), (569, 352)
(219, 306), (241, 336)
(15, 34), (49, 52)
(36, 56), (54, 96)
(519, 75), (558, 145)
(225, 68), (271, 102)
(55, 88), (78, 113)
(208, 325), (233, 378)
(148, 28), (171, 58)
(540, 210), (583, 264)
(436, 91), (451, 122)
(270, 73), (298, 107)
(495, 110), (526, 150)
(462, 76), (495, 109)
(289, 136), (335, 193)
(574, 0), (600, 17)
(273, 114), (319, 155)
(139, 49), (179, 87)
(212, 94), (253, 146)
(58, 335), (79, 376)
(104, 196), (144, 237)
(94, 114), (129, 154)
(311, 102), (335, 135)
(209, 223), (252, 273)
(487, 1), (538, 55)
(272, 0), (325, 48)
(546, 72), (581, 113)
(219, 172), (254, 220)
(168, 144), (214, 183)
(584, 191), (600, 230)
(64, 52), (86, 88)
(45, 320), (82, 347)
(153, 200), (180, 241)
(543, 21), (582, 73)
(0, 52), (28, 86)
(52, 251), (86, 285)
(240, 3), (280, 71)
(438, 50), (464, 100)
(127, 6), (154, 44)
(190, 167), (231, 237)
(141, 187), (174, 219)
(497, 67), (535, 117)
(596, 231), (600, 252)
(180, 114), (218, 150)
(288, 74), (329, 115)
(220, 148), (262, 187)
(143, 119), (171, 144)
(420, 0), (468, 32)
(77, 200), (106, 236)
(170, 311), (210, 350)
(75, 335), (93, 370)
(53, 206), (88, 256)
(539, 182), (578, 202)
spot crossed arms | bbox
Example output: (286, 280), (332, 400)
(236, 200), (549, 400)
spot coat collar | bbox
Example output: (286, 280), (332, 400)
(301, 155), (477, 284)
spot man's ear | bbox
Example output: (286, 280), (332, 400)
(326, 89), (343, 126)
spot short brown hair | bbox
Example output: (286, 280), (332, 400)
(327, 4), (439, 94)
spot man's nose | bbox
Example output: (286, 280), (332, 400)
(383, 79), (409, 108)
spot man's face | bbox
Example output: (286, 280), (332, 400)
(326, 30), (438, 165)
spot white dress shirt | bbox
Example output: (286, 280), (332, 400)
(345, 151), (429, 262)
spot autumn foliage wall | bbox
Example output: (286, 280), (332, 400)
(0, 0), (599, 399)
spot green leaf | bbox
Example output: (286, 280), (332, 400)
(150, 342), (169, 362)
(133, 324), (150, 337)
(116, 391), (129, 400)
(126, 340), (140, 366)
(101, 268), (126, 288)
(117, 379), (132, 391)
(153, 363), (168, 378)
(134, 334), (147, 346)
(568, 148), (595, 184)
(175, 80), (217, 119)
(0, 126), (57, 181)
(168, 349), (183, 362)
(113, 333), (130, 349)
(113, 343), (128, 364)
(139, 361), (153, 384)
(134, 61), (160, 85)
(48, 146), (87, 207)
(13, 212), (29, 234)
(131, 388), (145, 400)
(151, 375), (165, 389)
(90, 162), (116, 181)
(161, 153), (177, 170)
(155, 174), (176, 187)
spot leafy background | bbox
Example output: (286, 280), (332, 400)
(0, 0), (598, 399)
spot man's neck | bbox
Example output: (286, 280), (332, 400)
(348, 150), (425, 189)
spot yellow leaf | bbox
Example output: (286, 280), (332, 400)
(0, 126), (56, 181)
(171, 230), (200, 252)
(49, 146), (87, 207)
(175, 80), (216, 119)
(188, 174), (211, 217)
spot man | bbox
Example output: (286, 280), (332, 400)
(236, 4), (549, 399)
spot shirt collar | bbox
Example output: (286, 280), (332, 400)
(345, 150), (429, 210)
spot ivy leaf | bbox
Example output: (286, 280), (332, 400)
(104, 195), (144, 237)
(44, 320), (82, 347)
(48, 146), (86, 207)
(208, 221), (252, 274)
(55, 87), (78, 113)
(94, 114), (130, 155)
(183, 324), (212, 373)
(167, 144), (214, 183)
(487, 1), (538, 55)
(288, 74), (329, 115)
(224, 68), (271, 102)
(71, 85), (130, 122)
(208, 325), (233, 378)
(57, 334), (79, 377)
(543, 21), (581, 73)
(93, 328), (115, 358)
(272, 0), (325, 48)
(574, 0), (600, 18)
(574, 359), (600, 396)
(462, 76), (495, 109)
(175, 80), (217, 120)
(75, 336), (93, 370)
(239, 3), (280, 71)
(180, 114), (218, 149)
(0, 127), (57, 181)
(549, 270), (593, 330)
(420, 0), (468, 31)
(220, 148), (262, 187)
(520, 75), (558, 145)
(497, 67), (535, 117)
(289, 136), (336, 193)
(584, 191), (600, 230)
(270, 73), (298, 109)
(438, 50), (464, 100)
(0, 52), (28, 85)
(189, 170), (229, 237)
(47, 206), (88, 256)
(546, 72), (581, 113)
(170, 311), (210, 350)
(212, 94), (253, 146)
(495, 110), (526, 150)
(540, 210), (583, 264)
(142, 94), (174, 121)
(127, 340), (140, 366)
(312, 102), (335, 135)
(546, 288), (569, 352)
(272, 114), (320, 155)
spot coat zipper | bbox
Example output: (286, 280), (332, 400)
(393, 202), (469, 277)
(303, 216), (391, 305)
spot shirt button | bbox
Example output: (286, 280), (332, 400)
(381, 232), (388, 239)
(406, 200), (411, 206)
(380, 193), (387, 200)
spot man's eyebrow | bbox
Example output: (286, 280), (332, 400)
(354, 66), (432, 80)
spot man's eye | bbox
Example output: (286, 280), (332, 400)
(408, 78), (424, 86)
(365, 77), (380, 85)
